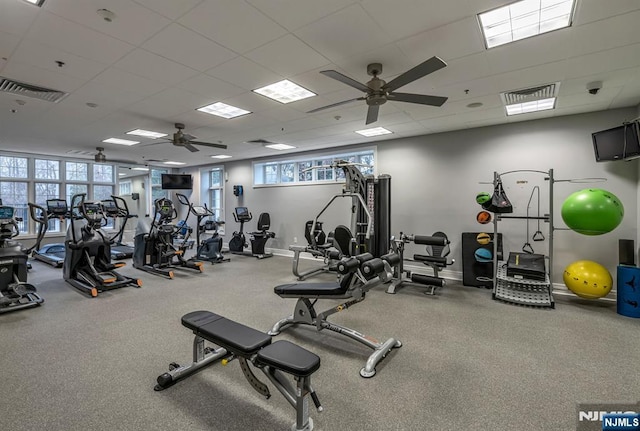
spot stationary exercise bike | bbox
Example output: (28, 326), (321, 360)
(188, 202), (228, 264)
(133, 195), (204, 278)
(63, 194), (142, 297)
(0, 204), (44, 313)
(228, 207), (275, 259)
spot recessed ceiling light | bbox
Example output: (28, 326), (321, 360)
(253, 80), (316, 104)
(355, 127), (393, 137)
(478, 0), (576, 49)
(118, 173), (126, 176)
(505, 97), (556, 115)
(22, 0), (45, 6)
(211, 155), (232, 159)
(102, 138), (140, 146)
(265, 143), (296, 150)
(197, 102), (251, 119)
(126, 129), (168, 139)
(132, 167), (149, 171)
(163, 161), (186, 165)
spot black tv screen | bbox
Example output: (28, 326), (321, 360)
(592, 122), (640, 162)
(161, 174), (193, 190)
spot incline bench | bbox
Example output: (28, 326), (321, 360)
(269, 252), (402, 378)
(155, 311), (322, 431)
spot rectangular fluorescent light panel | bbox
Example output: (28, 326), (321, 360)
(23, 0), (45, 6)
(132, 167), (149, 171)
(211, 155), (232, 159)
(197, 102), (251, 119)
(355, 127), (393, 137)
(253, 80), (316, 104)
(505, 97), (556, 115)
(265, 143), (296, 150)
(478, 0), (575, 48)
(126, 129), (168, 139)
(163, 161), (186, 165)
(102, 138), (140, 146)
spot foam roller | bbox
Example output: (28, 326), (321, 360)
(337, 257), (360, 274)
(413, 255), (447, 265)
(413, 235), (448, 246)
(361, 258), (385, 276)
(410, 274), (445, 287)
(381, 252), (401, 266)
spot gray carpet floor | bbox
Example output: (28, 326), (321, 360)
(1, 254), (638, 431)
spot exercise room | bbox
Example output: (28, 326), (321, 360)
(1, 1), (640, 430)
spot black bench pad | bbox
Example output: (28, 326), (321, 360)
(182, 311), (271, 355)
(257, 340), (320, 377)
(274, 282), (348, 296)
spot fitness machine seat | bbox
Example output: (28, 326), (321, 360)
(157, 310), (322, 431)
(270, 253), (401, 378)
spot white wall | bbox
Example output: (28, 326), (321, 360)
(185, 108), (639, 286)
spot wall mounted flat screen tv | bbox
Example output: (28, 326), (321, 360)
(161, 174), (193, 190)
(592, 122), (640, 162)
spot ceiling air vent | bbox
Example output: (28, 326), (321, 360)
(500, 82), (560, 105)
(246, 139), (274, 145)
(0, 77), (68, 103)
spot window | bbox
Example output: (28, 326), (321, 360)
(35, 182), (60, 231)
(35, 159), (60, 180)
(66, 162), (88, 181)
(151, 168), (168, 204)
(253, 149), (375, 186)
(0, 156), (28, 178)
(0, 181), (28, 233)
(93, 164), (113, 183)
(119, 181), (132, 196)
(208, 167), (224, 221)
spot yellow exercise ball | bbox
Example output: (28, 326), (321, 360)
(563, 260), (613, 299)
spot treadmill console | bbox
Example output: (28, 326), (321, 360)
(47, 199), (69, 217)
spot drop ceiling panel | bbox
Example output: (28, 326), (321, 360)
(26, 12), (135, 64)
(179, 0), (288, 54)
(245, 34), (330, 77)
(132, 0), (203, 20)
(43, 0), (171, 46)
(569, 10), (640, 57)
(92, 68), (165, 97)
(294, 4), (393, 63)
(573, 0), (640, 25)
(331, 43), (413, 83)
(0, 1), (39, 38)
(113, 49), (199, 86)
(247, 0), (352, 31)
(0, 31), (21, 63)
(490, 61), (567, 94)
(361, 0), (473, 41)
(206, 56), (281, 90)
(397, 17), (485, 64)
(63, 81), (148, 110)
(142, 24), (237, 72)
(1, 62), (86, 93)
(565, 43), (640, 79)
(559, 68), (640, 96)
(222, 92), (278, 114)
(9, 40), (108, 81)
(175, 74), (245, 100)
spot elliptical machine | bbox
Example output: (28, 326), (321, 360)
(63, 194), (142, 297)
(133, 195), (204, 278)
(228, 207), (275, 259)
(0, 204), (44, 313)
(188, 202), (228, 264)
(101, 196), (137, 260)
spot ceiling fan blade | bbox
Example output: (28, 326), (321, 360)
(183, 142), (200, 153)
(365, 105), (379, 125)
(387, 92), (448, 107)
(383, 56), (447, 93)
(190, 141), (228, 150)
(306, 97), (364, 113)
(320, 70), (369, 92)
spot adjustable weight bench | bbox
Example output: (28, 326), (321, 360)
(269, 253), (402, 378)
(155, 311), (322, 431)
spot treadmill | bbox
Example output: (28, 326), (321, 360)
(31, 199), (69, 268)
(101, 196), (136, 260)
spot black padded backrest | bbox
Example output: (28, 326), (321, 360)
(428, 231), (450, 258)
(333, 225), (354, 257)
(305, 220), (326, 246)
(256, 212), (270, 231)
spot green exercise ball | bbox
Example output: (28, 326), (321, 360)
(561, 188), (624, 235)
(476, 192), (491, 205)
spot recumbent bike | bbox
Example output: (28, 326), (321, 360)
(228, 207), (275, 259)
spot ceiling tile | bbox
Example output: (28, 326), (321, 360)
(573, 0), (640, 25)
(331, 44), (413, 82)
(0, 61), (87, 93)
(9, 39), (109, 80)
(63, 81), (148, 110)
(245, 34), (330, 77)
(142, 24), (237, 72)
(175, 74), (245, 100)
(91, 68), (165, 97)
(43, 0), (171, 46)
(132, 0), (203, 20)
(113, 49), (199, 85)
(26, 12), (135, 64)
(293, 4), (393, 63)
(0, 31), (22, 60)
(206, 56), (281, 90)
(565, 43), (640, 79)
(361, 0), (474, 40)
(179, 0), (288, 54)
(247, 0), (352, 31)
(569, 10), (640, 57)
(0, 0), (40, 38)
(490, 61), (566, 94)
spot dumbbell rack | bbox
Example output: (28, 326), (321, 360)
(490, 169), (555, 308)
